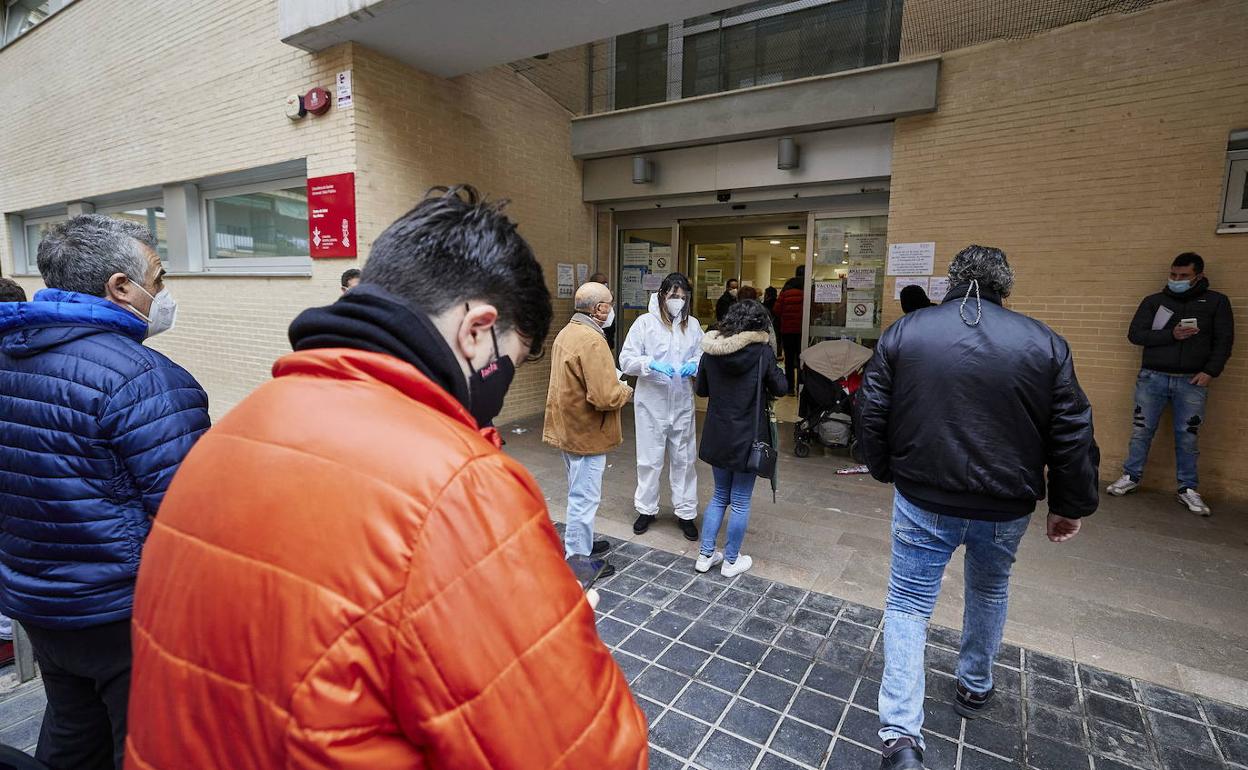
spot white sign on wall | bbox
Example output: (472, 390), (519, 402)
(886, 242), (936, 276)
(814, 281), (843, 304)
(894, 277), (930, 300)
(556, 263), (574, 298)
(928, 276), (951, 300)
(336, 70), (353, 109)
(576, 264), (589, 286)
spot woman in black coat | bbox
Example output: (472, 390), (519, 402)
(693, 300), (788, 577)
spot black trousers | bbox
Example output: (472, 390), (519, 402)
(23, 619), (131, 770)
(781, 333), (802, 394)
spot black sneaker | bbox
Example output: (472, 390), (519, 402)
(591, 540), (611, 556)
(633, 513), (655, 534)
(954, 682), (995, 719)
(597, 562), (617, 580)
(679, 519), (699, 541)
(880, 736), (924, 769)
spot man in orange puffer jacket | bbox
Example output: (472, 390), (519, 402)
(125, 186), (648, 770)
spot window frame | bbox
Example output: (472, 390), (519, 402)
(97, 198), (169, 263)
(1218, 150), (1248, 234)
(200, 177), (312, 274)
(10, 211), (68, 276)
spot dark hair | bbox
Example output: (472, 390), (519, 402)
(0, 278), (26, 302)
(899, 284), (932, 313)
(340, 268), (361, 287)
(948, 244), (1014, 297)
(658, 272), (693, 330)
(763, 286), (778, 301)
(718, 299), (771, 336)
(726, 277), (739, 288)
(589, 272), (608, 284)
(1172, 252), (1204, 274)
(362, 185), (552, 358)
(795, 265), (805, 278)
(737, 285), (759, 301)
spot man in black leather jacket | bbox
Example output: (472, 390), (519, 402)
(854, 245), (1099, 770)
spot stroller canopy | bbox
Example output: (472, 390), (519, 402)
(800, 339), (873, 382)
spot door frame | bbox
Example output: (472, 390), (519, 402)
(801, 207), (890, 355)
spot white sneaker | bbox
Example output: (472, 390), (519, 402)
(1106, 474), (1139, 496)
(1177, 489), (1211, 516)
(695, 551), (724, 573)
(721, 554), (753, 578)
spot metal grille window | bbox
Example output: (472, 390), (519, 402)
(613, 25), (669, 109)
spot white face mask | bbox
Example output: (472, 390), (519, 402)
(665, 297), (685, 318)
(601, 306), (615, 328)
(128, 283), (178, 338)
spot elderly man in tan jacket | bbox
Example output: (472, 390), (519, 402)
(544, 282), (633, 571)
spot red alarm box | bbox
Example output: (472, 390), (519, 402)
(305, 87), (331, 115)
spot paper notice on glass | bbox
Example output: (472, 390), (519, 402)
(894, 277), (929, 300)
(887, 242), (936, 276)
(576, 264), (589, 286)
(848, 234), (886, 261)
(649, 246), (671, 273)
(927, 276), (950, 301)
(846, 301), (875, 329)
(847, 268), (877, 290)
(621, 267), (645, 309)
(622, 243), (650, 267)
(814, 281), (843, 304)
(705, 268), (722, 284)
(706, 284), (724, 300)
(642, 272), (664, 291)
(817, 227), (844, 264)
(1151, 305), (1174, 330)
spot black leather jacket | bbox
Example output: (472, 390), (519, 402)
(854, 286), (1100, 520)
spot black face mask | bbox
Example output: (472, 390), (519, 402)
(468, 326), (515, 427)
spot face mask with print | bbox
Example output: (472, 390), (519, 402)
(664, 297), (685, 318)
(467, 326), (515, 427)
(128, 283), (178, 338)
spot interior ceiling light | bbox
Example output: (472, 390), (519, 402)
(769, 240), (781, 245)
(789, 246), (800, 251)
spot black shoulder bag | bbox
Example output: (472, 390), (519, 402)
(745, 347), (777, 479)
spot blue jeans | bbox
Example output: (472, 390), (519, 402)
(879, 492), (1030, 748)
(562, 452), (606, 557)
(699, 466), (757, 564)
(1123, 369), (1207, 491)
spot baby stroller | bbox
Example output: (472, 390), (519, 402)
(792, 339), (873, 460)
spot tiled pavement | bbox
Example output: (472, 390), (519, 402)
(588, 533), (1248, 770)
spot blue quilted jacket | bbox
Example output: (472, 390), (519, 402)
(0, 289), (210, 629)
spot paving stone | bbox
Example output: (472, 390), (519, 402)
(993, 664), (1021, 695)
(757, 752), (806, 770)
(650, 710), (710, 757)
(961, 747), (1021, 770)
(790, 608), (835, 636)
(643, 550), (682, 567)
(829, 619), (875, 649)
(701, 604), (746, 631)
(1089, 719), (1157, 770)
(818, 640), (869, 674)
(1137, 681), (1202, 721)
(596, 616), (635, 647)
(788, 688), (845, 732)
(625, 561), (664, 581)
(964, 716), (1023, 760)
(739, 615), (783, 644)
(922, 697), (963, 740)
(0, 714), (40, 755)
(1203, 698), (1248, 734)
(646, 747), (684, 770)
(824, 738), (880, 770)
(612, 650), (648, 682)
(697, 657), (751, 693)
(1214, 728), (1248, 765)
(673, 682), (732, 724)
(1092, 756), (1141, 770)
(995, 642), (1023, 669)
(758, 648), (812, 683)
(804, 664), (857, 700)
(755, 597), (796, 623)
(769, 717), (833, 767)
(720, 633), (769, 666)
(608, 574), (647, 596)
(636, 695), (665, 726)
(1158, 745), (1223, 770)
(665, 594), (710, 620)
(1086, 691), (1146, 733)
(645, 610), (693, 639)
(863, 651), (885, 682)
(837, 704), (879, 747)
(1027, 702), (1087, 748)
(841, 603), (884, 628)
(1026, 734), (1088, 770)
(620, 629), (671, 660)
(634, 666), (690, 705)
(594, 589), (626, 614)
(1026, 649), (1077, 684)
(686, 578), (727, 601)
(775, 626), (823, 658)
(742, 672), (798, 711)
(928, 624), (962, 650)
(717, 588), (761, 612)
(695, 730), (762, 770)
(1147, 710), (1216, 757)
(680, 622), (731, 653)
(635, 583), (675, 607)
(1027, 673), (1081, 713)
(926, 645), (959, 676)
(735, 574), (773, 594)
(800, 592), (844, 616)
(923, 733), (959, 770)
(1079, 665), (1136, 701)
(616, 542), (651, 558)
(765, 583), (807, 606)
(721, 698), (781, 744)
(657, 643), (711, 677)
(612, 598), (656, 625)
(652, 568), (694, 591)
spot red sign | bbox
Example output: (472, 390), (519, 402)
(307, 173), (357, 258)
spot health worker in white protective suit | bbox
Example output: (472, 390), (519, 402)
(620, 272), (704, 540)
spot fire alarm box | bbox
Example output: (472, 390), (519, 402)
(305, 87), (331, 115)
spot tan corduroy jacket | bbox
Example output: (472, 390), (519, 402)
(544, 314), (633, 456)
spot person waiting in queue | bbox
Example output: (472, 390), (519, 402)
(620, 273), (703, 540)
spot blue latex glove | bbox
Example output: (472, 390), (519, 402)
(679, 362), (698, 378)
(649, 360), (676, 378)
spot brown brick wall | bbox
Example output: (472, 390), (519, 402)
(886, 0), (1248, 498)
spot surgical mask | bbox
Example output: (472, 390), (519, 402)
(664, 297), (685, 317)
(728, 288), (738, 298)
(127, 283), (178, 338)
(600, 306), (615, 328)
(467, 326), (515, 427)
(1168, 280), (1192, 294)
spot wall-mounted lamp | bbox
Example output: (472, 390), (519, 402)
(632, 156), (653, 184)
(777, 137), (799, 170)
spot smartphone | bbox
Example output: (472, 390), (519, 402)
(567, 555), (609, 592)
(1178, 318), (1199, 330)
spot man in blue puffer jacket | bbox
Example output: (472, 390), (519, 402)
(0, 214), (210, 770)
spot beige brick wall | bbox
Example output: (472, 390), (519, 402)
(887, 0), (1248, 498)
(0, 0), (589, 424)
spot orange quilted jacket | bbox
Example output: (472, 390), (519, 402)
(125, 348), (648, 769)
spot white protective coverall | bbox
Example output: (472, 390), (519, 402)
(620, 292), (705, 520)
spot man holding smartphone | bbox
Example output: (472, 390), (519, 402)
(1107, 252), (1234, 515)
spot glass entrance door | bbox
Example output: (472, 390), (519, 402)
(806, 214), (888, 347)
(691, 241), (736, 323)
